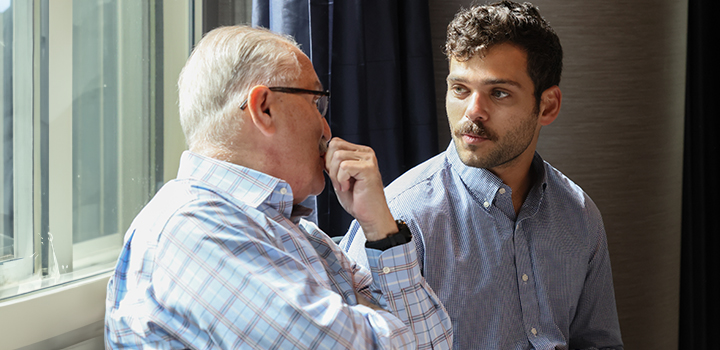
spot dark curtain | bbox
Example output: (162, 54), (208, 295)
(679, 0), (720, 349)
(253, 0), (438, 237)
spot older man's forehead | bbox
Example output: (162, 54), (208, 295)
(296, 49), (324, 90)
(307, 76), (323, 90)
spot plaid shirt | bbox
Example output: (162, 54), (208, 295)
(105, 151), (453, 349)
(341, 142), (623, 350)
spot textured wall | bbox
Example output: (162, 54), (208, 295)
(427, 1), (687, 349)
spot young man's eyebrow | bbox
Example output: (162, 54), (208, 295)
(447, 76), (522, 88)
(483, 78), (521, 87)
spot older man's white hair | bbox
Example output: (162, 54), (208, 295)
(178, 26), (302, 155)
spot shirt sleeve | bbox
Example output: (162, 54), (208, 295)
(113, 200), (451, 350)
(339, 219), (370, 267)
(568, 208), (624, 350)
(339, 220), (452, 349)
(361, 244), (453, 349)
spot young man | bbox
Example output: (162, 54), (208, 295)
(105, 26), (452, 349)
(341, 1), (623, 349)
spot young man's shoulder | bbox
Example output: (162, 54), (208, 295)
(385, 151), (450, 203)
(542, 160), (592, 197)
(540, 159), (604, 222)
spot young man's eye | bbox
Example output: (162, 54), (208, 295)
(492, 90), (509, 99)
(451, 85), (468, 95)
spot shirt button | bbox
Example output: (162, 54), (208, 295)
(531, 327), (538, 335)
(382, 267), (391, 274)
(522, 274), (529, 282)
(280, 188), (287, 195)
(483, 201), (490, 208)
(498, 188), (506, 194)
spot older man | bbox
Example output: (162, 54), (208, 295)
(105, 26), (452, 349)
(341, 1), (623, 349)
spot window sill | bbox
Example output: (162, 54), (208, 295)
(0, 272), (110, 349)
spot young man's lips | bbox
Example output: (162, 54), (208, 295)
(462, 133), (488, 144)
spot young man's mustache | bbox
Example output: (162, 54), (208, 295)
(457, 120), (496, 141)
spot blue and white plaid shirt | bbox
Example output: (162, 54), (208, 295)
(105, 151), (453, 349)
(341, 142), (623, 350)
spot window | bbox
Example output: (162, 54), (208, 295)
(0, 0), (194, 301)
(0, 0), (14, 264)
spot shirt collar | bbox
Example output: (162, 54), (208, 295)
(522, 152), (549, 217)
(530, 152), (548, 191)
(447, 141), (505, 207)
(446, 142), (548, 209)
(176, 151), (296, 219)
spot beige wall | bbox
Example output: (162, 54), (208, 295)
(427, 1), (687, 349)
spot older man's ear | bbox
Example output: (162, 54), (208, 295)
(246, 85), (276, 137)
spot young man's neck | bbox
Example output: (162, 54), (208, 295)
(490, 156), (535, 216)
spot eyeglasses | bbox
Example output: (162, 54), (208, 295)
(239, 87), (331, 117)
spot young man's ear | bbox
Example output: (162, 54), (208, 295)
(538, 85), (562, 126)
(246, 85), (275, 137)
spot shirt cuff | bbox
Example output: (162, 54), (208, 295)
(366, 243), (422, 291)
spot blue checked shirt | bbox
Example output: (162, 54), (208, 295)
(105, 151), (453, 349)
(341, 142), (623, 350)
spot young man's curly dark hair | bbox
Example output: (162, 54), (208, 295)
(444, 0), (563, 105)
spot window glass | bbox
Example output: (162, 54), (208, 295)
(66, 0), (162, 273)
(0, 0), (31, 290)
(0, 0), (191, 300)
(0, 0), (13, 262)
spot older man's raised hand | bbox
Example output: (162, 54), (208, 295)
(324, 137), (398, 241)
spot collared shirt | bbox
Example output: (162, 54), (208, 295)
(341, 142), (623, 350)
(105, 151), (453, 349)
